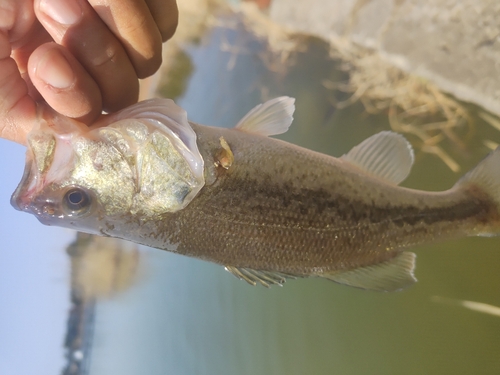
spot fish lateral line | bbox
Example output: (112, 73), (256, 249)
(11, 97), (500, 292)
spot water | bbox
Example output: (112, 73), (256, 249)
(86, 16), (500, 375)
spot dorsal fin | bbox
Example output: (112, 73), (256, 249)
(319, 251), (417, 292)
(225, 266), (297, 287)
(234, 96), (295, 136)
(341, 131), (414, 185)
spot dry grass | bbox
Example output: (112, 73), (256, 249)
(325, 41), (474, 172)
(144, 0), (499, 172)
(240, 7), (482, 172)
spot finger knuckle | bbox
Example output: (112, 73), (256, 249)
(159, 17), (178, 42)
(155, 0), (179, 42)
(90, 42), (121, 68)
(136, 48), (162, 79)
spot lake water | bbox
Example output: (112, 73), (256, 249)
(78, 13), (500, 375)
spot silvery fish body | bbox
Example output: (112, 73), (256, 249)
(12, 98), (500, 290)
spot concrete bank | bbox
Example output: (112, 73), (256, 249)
(268, 0), (500, 116)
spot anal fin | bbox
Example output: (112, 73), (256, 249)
(319, 252), (417, 292)
(225, 266), (297, 288)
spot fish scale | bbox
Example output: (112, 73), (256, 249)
(11, 97), (500, 291)
(138, 123), (496, 276)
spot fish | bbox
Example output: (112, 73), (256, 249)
(11, 97), (500, 291)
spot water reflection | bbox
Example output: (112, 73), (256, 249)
(62, 234), (139, 375)
(61, 5), (500, 375)
(67, 234), (139, 301)
(432, 296), (500, 318)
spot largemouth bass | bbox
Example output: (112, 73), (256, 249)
(11, 97), (500, 291)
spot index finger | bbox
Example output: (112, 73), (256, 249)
(88, 0), (163, 78)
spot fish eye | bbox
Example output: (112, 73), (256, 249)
(63, 188), (91, 215)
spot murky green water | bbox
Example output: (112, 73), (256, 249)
(88, 15), (500, 375)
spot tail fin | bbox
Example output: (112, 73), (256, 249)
(455, 147), (500, 236)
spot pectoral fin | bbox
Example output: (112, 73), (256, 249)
(341, 131), (414, 185)
(225, 266), (297, 287)
(319, 251), (417, 292)
(235, 96), (295, 136)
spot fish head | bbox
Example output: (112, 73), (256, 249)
(11, 113), (137, 234)
(12, 99), (205, 236)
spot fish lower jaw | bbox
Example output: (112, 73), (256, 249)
(10, 194), (38, 214)
(33, 209), (66, 226)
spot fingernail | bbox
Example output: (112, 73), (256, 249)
(40, 0), (82, 25)
(37, 49), (75, 89)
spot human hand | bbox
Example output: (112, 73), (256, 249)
(0, 0), (178, 145)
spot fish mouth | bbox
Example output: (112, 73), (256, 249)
(12, 192), (60, 226)
(10, 154), (56, 225)
(10, 159), (56, 225)
(11, 159), (34, 212)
